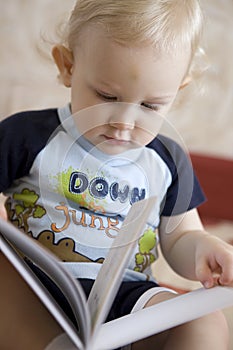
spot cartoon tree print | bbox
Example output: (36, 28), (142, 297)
(13, 188), (46, 233)
(134, 228), (157, 273)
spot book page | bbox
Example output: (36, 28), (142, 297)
(0, 219), (90, 349)
(87, 196), (157, 340)
(93, 285), (233, 350)
(0, 235), (85, 349)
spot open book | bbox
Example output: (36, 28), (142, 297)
(1, 196), (233, 350)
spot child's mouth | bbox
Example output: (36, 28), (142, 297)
(103, 135), (130, 145)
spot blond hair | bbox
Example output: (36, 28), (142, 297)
(53, 0), (206, 81)
(63, 0), (203, 55)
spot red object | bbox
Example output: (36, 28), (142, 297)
(190, 153), (233, 223)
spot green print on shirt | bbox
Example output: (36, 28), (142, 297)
(134, 228), (157, 273)
(51, 166), (146, 210)
(52, 167), (107, 213)
(12, 188), (46, 233)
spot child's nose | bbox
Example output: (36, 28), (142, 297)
(108, 104), (136, 130)
(109, 120), (134, 130)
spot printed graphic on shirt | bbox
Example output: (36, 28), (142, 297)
(36, 230), (104, 263)
(12, 188), (46, 233)
(50, 201), (120, 239)
(134, 228), (157, 273)
(50, 166), (146, 213)
(6, 187), (158, 273)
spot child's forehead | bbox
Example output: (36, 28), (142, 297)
(75, 29), (190, 94)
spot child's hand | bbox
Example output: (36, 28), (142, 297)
(195, 235), (233, 289)
(0, 205), (7, 220)
(0, 195), (7, 220)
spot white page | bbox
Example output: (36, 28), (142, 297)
(93, 285), (233, 350)
(88, 196), (157, 342)
(0, 235), (84, 350)
(0, 219), (90, 348)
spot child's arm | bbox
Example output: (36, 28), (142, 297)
(159, 208), (233, 288)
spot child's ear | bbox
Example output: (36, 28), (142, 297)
(52, 45), (74, 87)
(179, 75), (192, 90)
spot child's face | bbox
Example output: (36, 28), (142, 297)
(54, 28), (190, 155)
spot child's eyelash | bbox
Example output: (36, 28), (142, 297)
(96, 91), (117, 101)
(141, 102), (159, 111)
(96, 91), (159, 110)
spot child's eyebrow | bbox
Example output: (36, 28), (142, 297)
(145, 94), (175, 102)
(96, 79), (115, 89)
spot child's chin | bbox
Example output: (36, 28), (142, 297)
(98, 143), (139, 155)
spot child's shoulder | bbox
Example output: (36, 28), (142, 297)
(0, 108), (61, 191)
(0, 107), (62, 154)
(1, 108), (59, 131)
(147, 134), (190, 172)
(0, 108), (60, 145)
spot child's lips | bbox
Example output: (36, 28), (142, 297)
(103, 135), (130, 144)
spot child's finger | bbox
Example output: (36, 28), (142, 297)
(195, 259), (214, 289)
(217, 255), (233, 285)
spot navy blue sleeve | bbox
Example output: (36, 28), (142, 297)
(147, 135), (206, 216)
(0, 109), (60, 192)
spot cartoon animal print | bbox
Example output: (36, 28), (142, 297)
(36, 230), (104, 263)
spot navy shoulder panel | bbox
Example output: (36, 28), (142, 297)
(146, 135), (206, 216)
(0, 108), (60, 192)
(147, 135), (177, 175)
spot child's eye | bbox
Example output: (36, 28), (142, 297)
(141, 102), (159, 111)
(96, 90), (117, 101)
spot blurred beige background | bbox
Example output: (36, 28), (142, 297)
(1, 0), (233, 348)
